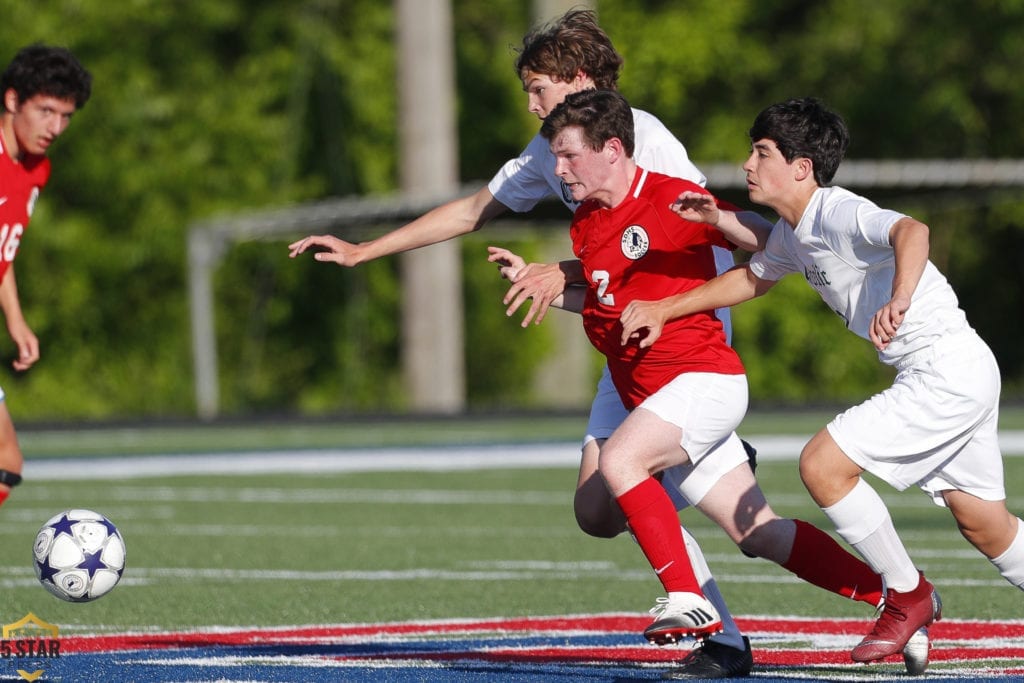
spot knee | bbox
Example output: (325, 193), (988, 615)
(798, 442), (823, 490)
(573, 490), (626, 539)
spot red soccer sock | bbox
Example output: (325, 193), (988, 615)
(616, 477), (700, 594)
(783, 518), (884, 606)
(0, 488), (8, 507)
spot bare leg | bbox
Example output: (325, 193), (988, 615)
(944, 489), (1024, 590)
(0, 403), (23, 506)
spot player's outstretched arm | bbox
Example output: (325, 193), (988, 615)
(620, 265), (771, 348)
(670, 191), (769, 252)
(869, 217), (930, 351)
(487, 246), (579, 325)
(289, 186), (509, 267)
(0, 267), (39, 371)
(732, 210), (773, 251)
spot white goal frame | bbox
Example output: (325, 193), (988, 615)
(188, 160), (1024, 419)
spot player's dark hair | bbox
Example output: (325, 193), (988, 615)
(514, 8), (622, 90)
(1, 44), (92, 109)
(748, 97), (849, 185)
(540, 89), (634, 157)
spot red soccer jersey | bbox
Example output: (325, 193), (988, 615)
(0, 131), (50, 282)
(570, 168), (745, 410)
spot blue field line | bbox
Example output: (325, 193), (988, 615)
(9, 616), (1022, 683)
(25, 652), (1015, 683)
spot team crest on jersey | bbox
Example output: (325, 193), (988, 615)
(620, 225), (649, 260)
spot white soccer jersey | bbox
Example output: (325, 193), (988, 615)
(748, 186), (969, 365)
(489, 107), (706, 212)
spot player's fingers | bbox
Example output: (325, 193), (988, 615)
(620, 325), (634, 346)
(510, 292), (537, 327)
(314, 252), (338, 263)
(638, 326), (662, 349)
(504, 287), (531, 318)
(528, 297), (550, 325)
(502, 280), (525, 306)
(869, 313), (890, 349)
(290, 235), (324, 252)
(486, 246), (511, 263)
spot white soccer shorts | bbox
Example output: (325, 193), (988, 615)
(828, 329), (1005, 506)
(640, 371), (750, 506)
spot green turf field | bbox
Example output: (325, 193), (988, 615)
(2, 417), (1022, 635)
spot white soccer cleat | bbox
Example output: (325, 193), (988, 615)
(902, 627), (930, 675)
(644, 592), (723, 645)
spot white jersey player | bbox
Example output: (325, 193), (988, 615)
(619, 96), (1021, 672)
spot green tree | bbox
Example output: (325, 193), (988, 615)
(1, 0), (1023, 421)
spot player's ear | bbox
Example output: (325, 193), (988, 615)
(3, 88), (19, 114)
(605, 137), (625, 160)
(794, 157), (815, 183)
(574, 69), (594, 90)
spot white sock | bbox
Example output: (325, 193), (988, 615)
(991, 518), (1024, 589)
(681, 526), (745, 651)
(821, 478), (920, 593)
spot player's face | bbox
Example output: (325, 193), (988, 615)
(5, 91), (78, 158)
(743, 139), (797, 208)
(521, 71), (581, 120)
(550, 126), (614, 206)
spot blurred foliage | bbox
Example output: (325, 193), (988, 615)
(0, 0), (1022, 420)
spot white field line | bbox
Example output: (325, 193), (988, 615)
(21, 431), (1024, 481)
(0, 564), (1014, 588)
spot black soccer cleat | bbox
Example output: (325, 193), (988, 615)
(662, 636), (753, 679)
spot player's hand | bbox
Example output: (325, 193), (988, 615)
(486, 246), (526, 282)
(287, 235), (362, 266)
(487, 247), (565, 327)
(619, 300), (666, 348)
(669, 191), (720, 225)
(869, 294), (910, 350)
(7, 320), (39, 371)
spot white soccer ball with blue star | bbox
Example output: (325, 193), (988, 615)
(32, 509), (126, 602)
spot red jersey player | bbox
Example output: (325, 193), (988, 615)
(568, 169), (744, 410)
(0, 45), (92, 507)
(488, 90), (893, 660)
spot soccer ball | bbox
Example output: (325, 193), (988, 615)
(32, 509), (126, 602)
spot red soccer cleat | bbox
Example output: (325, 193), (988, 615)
(851, 572), (942, 664)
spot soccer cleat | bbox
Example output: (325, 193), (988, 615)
(662, 636), (753, 679)
(644, 593), (723, 645)
(902, 627), (930, 675)
(851, 572), (941, 664)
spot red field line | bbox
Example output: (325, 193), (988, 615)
(58, 614), (1024, 660)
